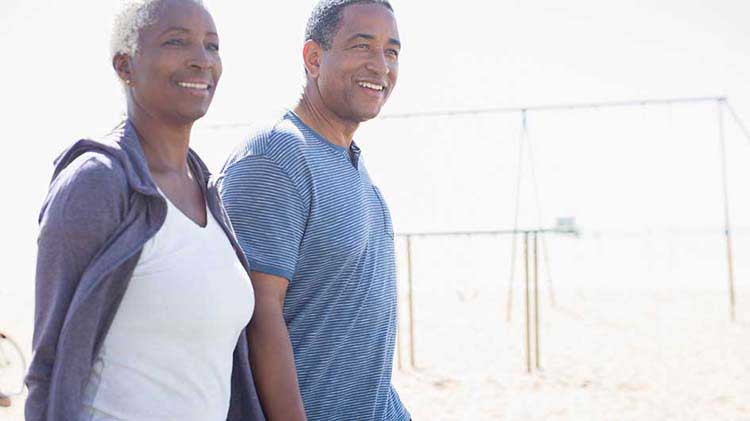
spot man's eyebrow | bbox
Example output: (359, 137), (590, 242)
(347, 33), (376, 42)
(347, 33), (401, 48)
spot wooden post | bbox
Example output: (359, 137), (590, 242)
(524, 232), (531, 373)
(406, 235), (417, 367)
(539, 233), (557, 307)
(533, 232), (541, 369)
(507, 232), (518, 322)
(396, 286), (403, 370)
(507, 111), (528, 322)
(717, 100), (737, 321)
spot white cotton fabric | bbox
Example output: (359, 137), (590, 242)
(80, 193), (254, 420)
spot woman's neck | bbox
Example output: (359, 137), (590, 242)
(128, 107), (193, 175)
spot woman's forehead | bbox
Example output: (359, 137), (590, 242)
(145, 0), (216, 35)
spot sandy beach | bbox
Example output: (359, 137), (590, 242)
(5, 288), (747, 421)
(3, 234), (749, 420)
(392, 287), (750, 420)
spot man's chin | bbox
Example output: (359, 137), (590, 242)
(352, 106), (385, 122)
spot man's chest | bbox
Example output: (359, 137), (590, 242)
(301, 170), (393, 256)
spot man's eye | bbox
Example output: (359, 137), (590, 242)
(387, 49), (399, 57)
(207, 42), (220, 52)
(353, 43), (369, 50)
(165, 39), (186, 46)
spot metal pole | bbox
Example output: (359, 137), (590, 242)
(397, 227), (575, 237)
(533, 232), (541, 370)
(523, 110), (557, 309)
(378, 96), (726, 120)
(507, 110), (527, 322)
(717, 100), (737, 321)
(524, 232), (531, 373)
(406, 235), (418, 366)
(724, 100), (750, 145)
(205, 97), (728, 130)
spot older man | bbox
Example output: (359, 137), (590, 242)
(218, 1), (408, 420)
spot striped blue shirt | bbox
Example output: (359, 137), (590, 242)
(218, 112), (410, 421)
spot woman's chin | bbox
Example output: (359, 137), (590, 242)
(172, 107), (210, 124)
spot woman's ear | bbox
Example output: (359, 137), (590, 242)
(113, 53), (133, 85)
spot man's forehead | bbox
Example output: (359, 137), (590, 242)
(337, 3), (399, 41)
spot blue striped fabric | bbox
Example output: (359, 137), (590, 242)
(218, 112), (410, 421)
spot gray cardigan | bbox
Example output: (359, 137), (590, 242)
(25, 121), (266, 421)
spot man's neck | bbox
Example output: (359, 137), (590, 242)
(294, 87), (358, 149)
(128, 103), (193, 175)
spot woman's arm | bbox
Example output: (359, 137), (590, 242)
(25, 152), (128, 421)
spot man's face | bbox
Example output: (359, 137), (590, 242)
(315, 3), (400, 123)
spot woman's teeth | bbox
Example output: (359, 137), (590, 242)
(178, 82), (209, 90)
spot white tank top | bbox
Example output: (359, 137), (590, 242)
(81, 194), (254, 420)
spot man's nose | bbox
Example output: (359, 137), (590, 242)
(365, 49), (390, 76)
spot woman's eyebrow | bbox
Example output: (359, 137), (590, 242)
(159, 26), (218, 37)
(159, 26), (190, 36)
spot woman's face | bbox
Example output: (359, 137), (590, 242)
(119, 0), (222, 125)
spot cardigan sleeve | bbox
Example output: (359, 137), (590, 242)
(25, 151), (128, 421)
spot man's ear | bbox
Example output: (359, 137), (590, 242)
(113, 53), (133, 85)
(302, 40), (323, 78)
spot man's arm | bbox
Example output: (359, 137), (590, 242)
(248, 272), (306, 421)
(218, 153), (309, 419)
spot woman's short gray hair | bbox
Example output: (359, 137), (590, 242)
(110, 0), (205, 58)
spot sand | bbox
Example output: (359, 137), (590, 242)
(3, 248), (749, 421)
(391, 287), (750, 420)
(5, 288), (747, 421)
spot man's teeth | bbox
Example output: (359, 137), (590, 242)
(178, 82), (209, 90)
(358, 82), (384, 91)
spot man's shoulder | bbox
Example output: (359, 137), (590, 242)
(222, 114), (310, 173)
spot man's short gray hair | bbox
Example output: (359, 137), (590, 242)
(305, 0), (393, 50)
(110, 0), (205, 58)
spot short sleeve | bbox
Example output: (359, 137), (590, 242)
(218, 155), (308, 282)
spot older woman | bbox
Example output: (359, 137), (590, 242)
(24, 1), (264, 420)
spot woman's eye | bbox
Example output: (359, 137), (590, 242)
(207, 43), (220, 52)
(164, 39), (186, 46)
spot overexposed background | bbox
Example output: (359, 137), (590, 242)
(2, 1), (750, 419)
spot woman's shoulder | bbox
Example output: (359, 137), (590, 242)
(51, 123), (137, 189)
(41, 141), (132, 224)
(52, 145), (129, 194)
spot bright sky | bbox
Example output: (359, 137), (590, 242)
(2, 1), (750, 332)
